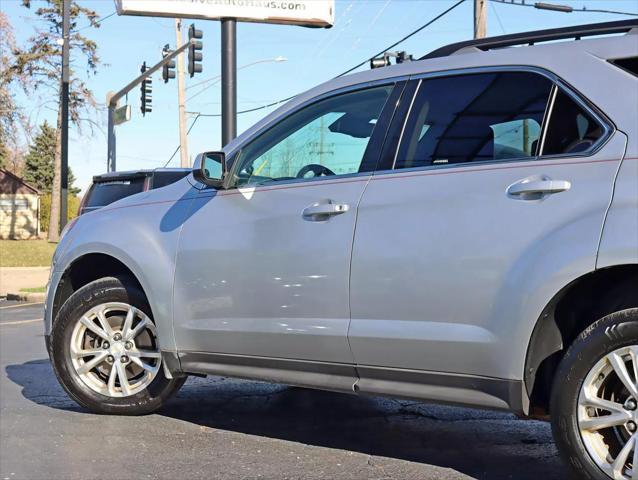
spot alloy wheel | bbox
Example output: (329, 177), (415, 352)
(578, 345), (638, 480)
(69, 302), (161, 398)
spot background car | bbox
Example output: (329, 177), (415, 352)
(78, 168), (190, 215)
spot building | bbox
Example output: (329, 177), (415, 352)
(0, 169), (41, 240)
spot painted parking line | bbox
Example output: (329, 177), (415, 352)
(0, 302), (44, 310)
(0, 318), (42, 326)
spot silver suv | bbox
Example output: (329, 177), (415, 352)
(46, 21), (637, 480)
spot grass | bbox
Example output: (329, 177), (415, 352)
(0, 240), (57, 268)
(19, 286), (46, 293)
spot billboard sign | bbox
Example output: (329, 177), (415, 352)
(115, 0), (334, 28)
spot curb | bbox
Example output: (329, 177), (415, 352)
(6, 292), (46, 303)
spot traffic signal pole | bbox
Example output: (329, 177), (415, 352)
(106, 39), (193, 172)
(221, 19), (237, 146)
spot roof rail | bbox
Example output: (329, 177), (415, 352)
(421, 19), (638, 60)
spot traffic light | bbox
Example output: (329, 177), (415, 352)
(162, 44), (176, 83)
(188, 24), (203, 77)
(140, 62), (152, 116)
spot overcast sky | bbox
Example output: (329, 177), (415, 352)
(3, 0), (638, 193)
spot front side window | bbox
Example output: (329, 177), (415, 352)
(395, 71), (554, 169)
(233, 86), (393, 186)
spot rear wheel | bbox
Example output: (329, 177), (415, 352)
(50, 276), (185, 415)
(551, 308), (638, 480)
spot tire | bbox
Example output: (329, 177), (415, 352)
(551, 308), (638, 480)
(49, 276), (185, 415)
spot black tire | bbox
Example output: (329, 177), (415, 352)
(49, 276), (186, 415)
(551, 308), (638, 480)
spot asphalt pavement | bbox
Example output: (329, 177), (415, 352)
(0, 300), (569, 480)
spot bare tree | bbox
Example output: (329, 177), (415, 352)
(0, 12), (31, 174)
(14, 0), (102, 241)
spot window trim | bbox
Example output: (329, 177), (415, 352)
(224, 78), (408, 190)
(383, 65), (614, 175)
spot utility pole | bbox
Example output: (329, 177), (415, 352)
(60, 0), (70, 231)
(175, 19), (189, 167)
(474, 0), (487, 39)
(221, 19), (237, 146)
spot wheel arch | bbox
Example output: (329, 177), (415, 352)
(525, 263), (638, 415)
(51, 252), (149, 329)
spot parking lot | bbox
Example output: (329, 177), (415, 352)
(0, 301), (568, 480)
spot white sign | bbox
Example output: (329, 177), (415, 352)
(115, 0), (334, 28)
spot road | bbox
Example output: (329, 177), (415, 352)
(0, 300), (569, 480)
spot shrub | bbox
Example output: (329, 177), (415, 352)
(40, 194), (80, 232)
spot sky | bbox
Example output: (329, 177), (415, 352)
(2, 0), (638, 193)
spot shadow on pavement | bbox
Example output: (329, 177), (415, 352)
(6, 359), (568, 480)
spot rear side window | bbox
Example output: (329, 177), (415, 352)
(394, 71), (553, 169)
(541, 90), (605, 156)
(85, 178), (146, 208)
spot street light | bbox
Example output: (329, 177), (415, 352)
(534, 2), (573, 13)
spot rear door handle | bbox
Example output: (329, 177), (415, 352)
(302, 201), (350, 221)
(507, 177), (571, 200)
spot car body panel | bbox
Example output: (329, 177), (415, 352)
(44, 178), (198, 353)
(349, 132), (627, 381)
(172, 176), (369, 364)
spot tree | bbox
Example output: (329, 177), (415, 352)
(14, 0), (101, 241)
(23, 121), (80, 194)
(0, 12), (30, 175)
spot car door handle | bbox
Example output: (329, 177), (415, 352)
(507, 177), (571, 199)
(302, 201), (350, 221)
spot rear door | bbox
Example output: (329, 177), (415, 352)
(349, 69), (626, 385)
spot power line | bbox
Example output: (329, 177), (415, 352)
(164, 0), (468, 164)
(489, 1), (638, 16)
(336, 0), (467, 77)
(76, 11), (117, 32)
(163, 114), (202, 167)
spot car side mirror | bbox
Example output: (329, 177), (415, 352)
(193, 151), (227, 188)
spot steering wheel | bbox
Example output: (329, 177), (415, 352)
(296, 164), (336, 179)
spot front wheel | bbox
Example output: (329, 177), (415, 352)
(551, 308), (638, 480)
(50, 276), (185, 415)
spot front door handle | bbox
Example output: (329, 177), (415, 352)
(302, 201), (350, 221)
(507, 177), (571, 200)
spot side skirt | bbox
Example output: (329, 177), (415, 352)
(174, 351), (528, 414)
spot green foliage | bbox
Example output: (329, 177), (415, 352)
(39, 193), (80, 232)
(23, 121), (80, 194)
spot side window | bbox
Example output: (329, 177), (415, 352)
(395, 72), (554, 169)
(541, 89), (605, 156)
(234, 85), (393, 186)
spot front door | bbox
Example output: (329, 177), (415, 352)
(349, 70), (626, 383)
(173, 83), (399, 365)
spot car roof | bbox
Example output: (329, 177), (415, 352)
(92, 168), (191, 183)
(221, 20), (638, 158)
